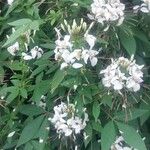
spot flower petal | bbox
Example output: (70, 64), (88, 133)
(72, 63), (83, 69)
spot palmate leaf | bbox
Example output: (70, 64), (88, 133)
(101, 121), (116, 150)
(117, 122), (147, 150)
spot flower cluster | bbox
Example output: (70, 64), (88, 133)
(100, 56), (144, 92)
(54, 20), (99, 70)
(111, 136), (136, 150)
(22, 46), (43, 60)
(6, 28), (43, 60)
(88, 0), (125, 26)
(133, 0), (150, 13)
(49, 102), (89, 137)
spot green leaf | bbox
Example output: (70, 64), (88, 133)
(18, 105), (45, 116)
(140, 103), (150, 125)
(30, 20), (42, 30)
(34, 117), (49, 150)
(92, 101), (100, 122)
(17, 115), (45, 147)
(115, 108), (149, 121)
(31, 80), (50, 103)
(24, 142), (34, 150)
(51, 69), (66, 93)
(84, 124), (93, 148)
(117, 122), (147, 150)
(0, 66), (4, 82)
(6, 60), (28, 71)
(101, 94), (112, 107)
(101, 121), (116, 150)
(119, 30), (136, 56)
(30, 65), (47, 77)
(92, 121), (101, 132)
(132, 28), (150, 45)
(3, 25), (29, 47)
(8, 19), (32, 26)
(20, 88), (28, 98)
(6, 87), (19, 104)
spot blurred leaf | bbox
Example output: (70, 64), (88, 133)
(115, 108), (149, 121)
(117, 122), (147, 150)
(17, 115), (45, 147)
(20, 88), (28, 98)
(18, 105), (45, 116)
(0, 66), (4, 82)
(6, 86), (19, 104)
(119, 30), (136, 56)
(8, 18), (32, 26)
(92, 101), (100, 122)
(101, 121), (116, 150)
(31, 80), (51, 103)
(51, 69), (66, 93)
(3, 25), (29, 47)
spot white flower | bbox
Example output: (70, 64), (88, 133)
(71, 49), (82, 60)
(55, 35), (72, 50)
(133, 0), (150, 13)
(111, 136), (136, 150)
(7, 42), (19, 56)
(54, 21), (100, 69)
(22, 46), (43, 60)
(1, 96), (5, 100)
(8, 131), (15, 138)
(112, 78), (124, 90)
(72, 63), (83, 69)
(39, 138), (44, 143)
(49, 102), (88, 138)
(60, 62), (69, 70)
(84, 34), (96, 49)
(89, 0), (125, 26)
(7, 0), (14, 5)
(126, 77), (141, 92)
(30, 46), (43, 59)
(22, 53), (33, 60)
(82, 49), (99, 66)
(100, 56), (144, 92)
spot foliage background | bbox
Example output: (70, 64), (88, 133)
(0, 0), (150, 149)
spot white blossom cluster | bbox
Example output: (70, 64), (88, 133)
(22, 46), (43, 60)
(6, 28), (43, 60)
(133, 0), (150, 13)
(88, 0), (125, 26)
(111, 136), (137, 150)
(48, 102), (89, 137)
(54, 20), (99, 70)
(100, 56), (144, 92)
